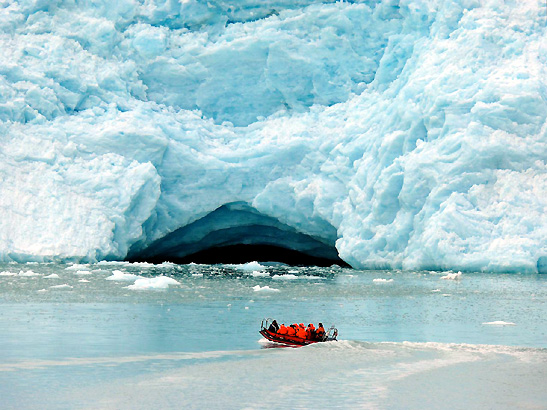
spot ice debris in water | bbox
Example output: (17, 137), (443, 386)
(271, 274), (324, 280)
(0, 270), (41, 276)
(229, 262), (266, 271)
(127, 276), (180, 290)
(271, 274), (299, 280)
(0, 271), (16, 276)
(75, 270), (92, 275)
(441, 272), (463, 280)
(250, 271), (270, 277)
(0, 1), (545, 273)
(65, 264), (90, 271)
(44, 273), (60, 279)
(482, 321), (516, 326)
(252, 285), (280, 292)
(105, 270), (142, 281)
(373, 278), (394, 283)
(49, 284), (73, 289)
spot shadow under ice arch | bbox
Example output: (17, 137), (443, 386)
(127, 202), (348, 267)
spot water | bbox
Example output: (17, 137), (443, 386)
(0, 262), (545, 409)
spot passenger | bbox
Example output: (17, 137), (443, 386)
(287, 325), (297, 336)
(277, 324), (288, 335)
(296, 325), (307, 339)
(316, 323), (325, 340)
(306, 323), (316, 340)
(268, 320), (279, 333)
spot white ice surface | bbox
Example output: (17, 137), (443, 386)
(252, 285), (279, 292)
(482, 321), (516, 326)
(441, 272), (463, 280)
(105, 270), (141, 281)
(0, 1), (545, 272)
(127, 276), (180, 290)
(373, 278), (394, 283)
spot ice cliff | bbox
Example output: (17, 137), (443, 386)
(0, 0), (546, 272)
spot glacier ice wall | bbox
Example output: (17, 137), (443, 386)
(0, 0), (546, 272)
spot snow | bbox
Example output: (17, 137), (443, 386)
(44, 273), (60, 278)
(127, 276), (180, 290)
(0, 1), (545, 273)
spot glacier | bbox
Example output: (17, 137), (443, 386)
(0, 0), (546, 272)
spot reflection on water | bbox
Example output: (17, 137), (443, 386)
(0, 262), (546, 409)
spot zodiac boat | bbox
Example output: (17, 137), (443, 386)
(259, 318), (338, 347)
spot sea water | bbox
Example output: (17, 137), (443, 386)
(0, 262), (545, 409)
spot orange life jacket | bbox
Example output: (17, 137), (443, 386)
(316, 326), (325, 338)
(278, 325), (288, 335)
(296, 327), (307, 339)
(287, 326), (296, 336)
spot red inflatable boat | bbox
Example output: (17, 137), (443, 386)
(259, 318), (338, 347)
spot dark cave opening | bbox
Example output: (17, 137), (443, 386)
(126, 202), (349, 267)
(129, 244), (349, 267)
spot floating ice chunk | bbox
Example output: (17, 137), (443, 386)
(229, 262), (266, 271)
(127, 276), (180, 290)
(65, 264), (90, 271)
(250, 271), (270, 277)
(431, 289), (441, 292)
(99, 261), (175, 268)
(44, 273), (60, 278)
(50, 284), (73, 289)
(272, 274), (325, 280)
(158, 262), (177, 268)
(441, 272), (463, 280)
(78, 279), (90, 283)
(37, 289), (47, 292)
(75, 270), (92, 275)
(18, 270), (40, 276)
(0, 271), (16, 276)
(272, 274), (299, 280)
(373, 278), (394, 283)
(252, 285), (279, 292)
(105, 270), (141, 281)
(192, 273), (203, 277)
(97, 261), (130, 266)
(482, 321), (516, 326)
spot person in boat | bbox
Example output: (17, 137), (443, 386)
(268, 320), (279, 333)
(278, 323), (288, 335)
(287, 324), (297, 336)
(306, 323), (316, 340)
(316, 323), (325, 340)
(296, 325), (307, 339)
